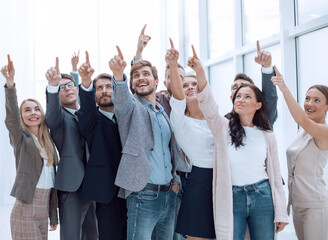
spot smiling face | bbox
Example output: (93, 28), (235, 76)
(132, 66), (158, 97)
(233, 86), (262, 116)
(95, 78), (113, 109)
(182, 76), (198, 99)
(59, 78), (78, 108)
(304, 87), (328, 123)
(20, 100), (43, 128)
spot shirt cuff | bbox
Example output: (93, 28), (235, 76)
(47, 84), (59, 93)
(113, 74), (127, 85)
(261, 66), (273, 74)
(80, 83), (93, 92)
(131, 58), (143, 65)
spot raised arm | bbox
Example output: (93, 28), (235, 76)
(2, 55), (23, 146)
(255, 40), (278, 127)
(132, 24), (151, 64)
(272, 66), (328, 148)
(166, 38), (184, 100)
(71, 50), (80, 85)
(188, 45), (207, 92)
(76, 51), (97, 138)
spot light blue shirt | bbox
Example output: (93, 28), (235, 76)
(141, 98), (173, 185)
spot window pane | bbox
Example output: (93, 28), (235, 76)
(208, 61), (235, 115)
(183, 0), (200, 58)
(243, 0), (280, 45)
(297, 0), (328, 24)
(208, 0), (234, 58)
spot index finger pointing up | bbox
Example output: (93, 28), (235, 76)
(116, 46), (124, 60)
(256, 40), (261, 54)
(141, 24), (147, 35)
(7, 54), (11, 64)
(169, 38), (175, 49)
(85, 51), (90, 64)
(273, 65), (282, 77)
(191, 45), (199, 59)
(55, 57), (60, 73)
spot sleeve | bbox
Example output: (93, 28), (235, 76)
(4, 85), (24, 147)
(169, 97), (187, 133)
(262, 68), (278, 128)
(196, 83), (225, 138)
(49, 187), (58, 225)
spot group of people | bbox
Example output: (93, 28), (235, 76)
(2, 24), (328, 240)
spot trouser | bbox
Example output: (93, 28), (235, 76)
(58, 190), (98, 240)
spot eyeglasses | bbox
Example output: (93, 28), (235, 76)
(59, 81), (76, 92)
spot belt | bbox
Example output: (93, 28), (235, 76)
(144, 182), (171, 192)
(176, 170), (190, 179)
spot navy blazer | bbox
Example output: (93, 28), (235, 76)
(76, 86), (122, 204)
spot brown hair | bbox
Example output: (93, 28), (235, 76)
(61, 73), (74, 82)
(165, 63), (185, 79)
(129, 60), (158, 94)
(308, 85), (328, 104)
(234, 73), (254, 84)
(93, 73), (112, 86)
(20, 99), (56, 166)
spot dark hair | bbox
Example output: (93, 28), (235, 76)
(225, 84), (271, 148)
(93, 73), (112, 86)
(61, 73), (74, 82)
(129, 60), (158, 94)
(234, 73), (254, 84)
(165, 63), (185, 79)
(308, 84), (328, 104)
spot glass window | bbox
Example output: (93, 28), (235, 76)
(207, 0), (234, 58)
(208, 60), (235, 115)
(183, 0), (200, 59)
(297, 0), (328, 24)
(243, 0), (280, 45)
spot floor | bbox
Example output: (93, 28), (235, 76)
(0, 204), (297, 240)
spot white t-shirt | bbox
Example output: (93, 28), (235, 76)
(227, 126), (268, 186)
(170, 97), (214, 169)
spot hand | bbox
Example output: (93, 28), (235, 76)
(109, 46), (127, 81)
(275, 222), (287, 232)
(49, 224), (57, 231)
(45, 57), (62, 87)
(71, 50), (80, 71)
(1, 54), (15, 88)
(165, 38), (179, 66)
(187, 45), (203, 73)
(78, 51), (95, 88)
(171, 183), (179, 193)
(136, 24), (151, 60)
(254, 40), (272, 68)
(271, 66), (288, 92)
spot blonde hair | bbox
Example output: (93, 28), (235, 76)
(20, 99), (56, 166)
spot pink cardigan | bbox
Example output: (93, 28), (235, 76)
(197, 84), (288, 240)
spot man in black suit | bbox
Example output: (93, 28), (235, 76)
(76, 52), (127, 240)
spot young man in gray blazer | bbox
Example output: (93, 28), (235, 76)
(45, 58), (97, 240)
(109, 46), (181, 240)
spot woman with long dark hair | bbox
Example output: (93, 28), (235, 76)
(272, 66), (328, 240)
(2, 55), (58, 240)
(188, 47), (288, 239)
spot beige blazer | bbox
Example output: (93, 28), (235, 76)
(5, 85), (58, 225)
(197, 83), (288, 240)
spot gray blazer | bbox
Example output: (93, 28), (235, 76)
(112, 75), (180, 198)
(5, 85), (58, 225)
(45, 90), (85, 192)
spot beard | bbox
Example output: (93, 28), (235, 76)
(134, 84), (156, 97)
(97, 95), (113, 108)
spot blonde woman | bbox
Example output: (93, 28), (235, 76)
(2, 55), (58, 240)
(272, 67), (328, 240)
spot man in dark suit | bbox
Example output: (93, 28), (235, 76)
(45, 57), (97, 240)
(76, 52), (126, 240)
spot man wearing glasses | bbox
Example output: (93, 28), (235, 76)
(45, 58), (98, 240)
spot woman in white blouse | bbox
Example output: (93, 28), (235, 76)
(166, 39), (216, 240)
(2, 55), (58, 240)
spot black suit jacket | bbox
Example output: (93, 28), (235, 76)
(77, 85), (122, 204)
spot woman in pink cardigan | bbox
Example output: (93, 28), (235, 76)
(272, 67), (328, 240)
(188, 47), (288, 240)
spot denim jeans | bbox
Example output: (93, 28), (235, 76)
(126, 187), (177, 240)
(173, 176), (188, 240)
(232, 179), (275, 240)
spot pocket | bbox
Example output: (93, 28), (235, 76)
(256, 184), (272, 198)
(122, 147), (140, 156)
(58, 191), (70, 206)
(137, 189), (158, 201)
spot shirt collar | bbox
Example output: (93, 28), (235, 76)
(99, 108), (115, 122)
(64, 105), (80, 115)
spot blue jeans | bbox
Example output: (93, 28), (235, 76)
(173, 176), (188, 240)
(232, 179), (274, 240)
(126, 187), (177, 240)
